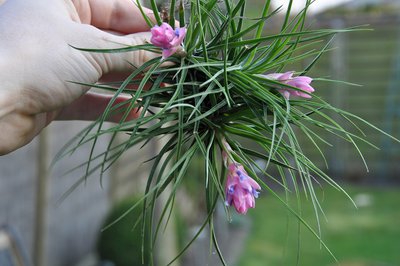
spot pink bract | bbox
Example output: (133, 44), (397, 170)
(150, 22), (186, 59)
(264, 71), (314, 99)
(225, 163), (261, 214)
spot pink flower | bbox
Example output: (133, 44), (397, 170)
(150, 22), (186, 59)
(225, 163), (261, 214)
(264, 71), (314, 99)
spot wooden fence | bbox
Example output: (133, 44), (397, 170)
(0, 122), (160, 266)
(300, 13), (400, 182)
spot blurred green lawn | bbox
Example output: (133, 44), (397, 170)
(238, 184), (400, 266)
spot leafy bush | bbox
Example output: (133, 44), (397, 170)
(97, 197), (150, 266)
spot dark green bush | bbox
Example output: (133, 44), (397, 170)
(97, 197), (150, 266)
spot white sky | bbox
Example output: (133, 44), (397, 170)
(273, 0), (352, 14)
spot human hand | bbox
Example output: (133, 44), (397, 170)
(0, 0), (157, 155)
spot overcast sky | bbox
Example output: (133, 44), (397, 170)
(273, 0), (352, 14)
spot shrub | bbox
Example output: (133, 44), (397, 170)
(97, 197), (150, 266)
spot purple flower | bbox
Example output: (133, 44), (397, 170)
(150, 22), (186, 59)
(264, 71), (314, 99)
(225, 163), (261, 214)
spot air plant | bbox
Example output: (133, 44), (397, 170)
(56, 0), (398, 265)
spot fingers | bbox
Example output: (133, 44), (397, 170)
(99, 72), (155, 91)
(56, 91), (140, 122)
(0, 90), (141, 155)
(73, 0), (156, 33)
(0, 112), (48, 155)
(78, 26), (161, 74)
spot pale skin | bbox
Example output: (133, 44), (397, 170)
(0, 0), (157, 155)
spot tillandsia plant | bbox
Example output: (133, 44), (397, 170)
(56, 0), (398, 265)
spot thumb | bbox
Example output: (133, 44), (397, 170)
(77, 26), (159, 76)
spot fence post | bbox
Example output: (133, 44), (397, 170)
(33, 128), (50, 266)
(154, 137), (180, 266)
(329, 18), (347, 176)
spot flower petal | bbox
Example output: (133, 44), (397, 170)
(162, 47), (178, 59)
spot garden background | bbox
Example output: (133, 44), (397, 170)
(0, 0), (400, 265)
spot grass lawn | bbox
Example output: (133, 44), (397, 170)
(237, 184), (400, 266)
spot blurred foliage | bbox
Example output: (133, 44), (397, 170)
(323, 3), (400, 16)
(238, 184), (400, 265)
(97, 197), (150, 266)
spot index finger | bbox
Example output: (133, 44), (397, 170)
(75, 0), (156, 33)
